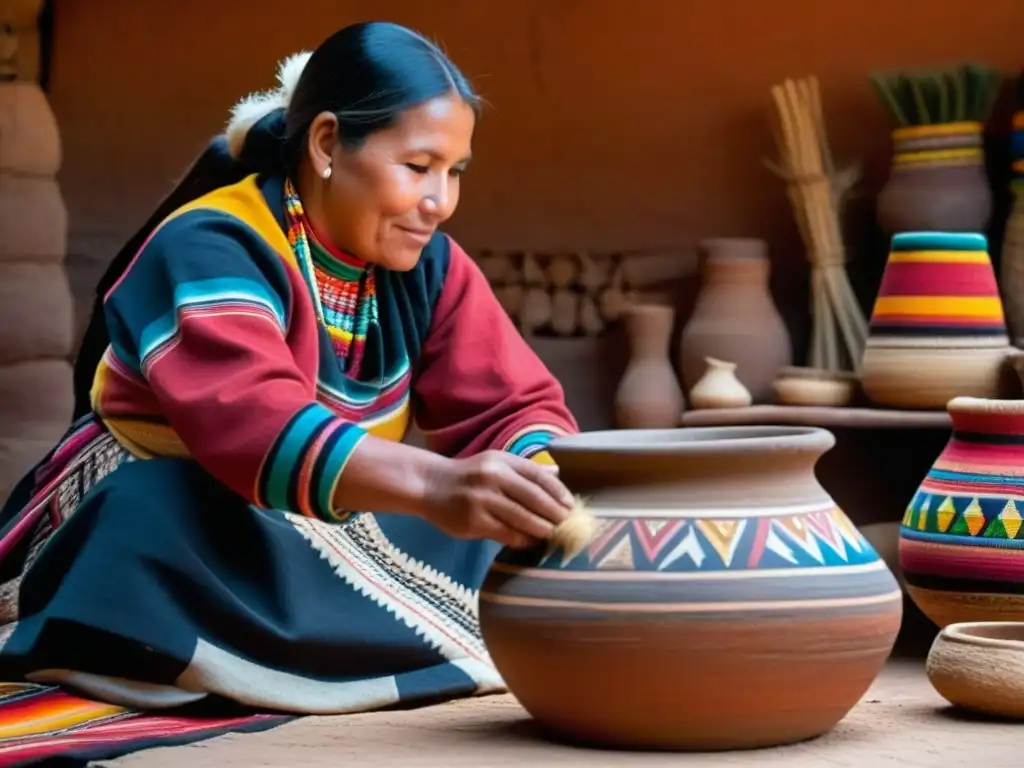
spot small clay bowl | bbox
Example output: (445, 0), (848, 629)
(927, 622), (1024, 719)
(773, 366), (857, 407)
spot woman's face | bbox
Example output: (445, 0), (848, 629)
(304, 93), (475, 270)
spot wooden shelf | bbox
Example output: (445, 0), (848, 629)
(680, 404), (951, 430)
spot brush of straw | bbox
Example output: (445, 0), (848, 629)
(547, 495), (597, 560)
(764, 75), (868, 373)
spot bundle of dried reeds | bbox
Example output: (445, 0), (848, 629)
(765, 76), (868, 373)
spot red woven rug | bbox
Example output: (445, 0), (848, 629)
(0, 683), (290, 766)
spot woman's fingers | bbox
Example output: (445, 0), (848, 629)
(474, 507), (535, 549)
(479, 484), (557, 540)
(501, 454), (575, 511)
(497, 471), (571, 532)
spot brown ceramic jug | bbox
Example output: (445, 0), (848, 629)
(614, 304), (684, 428)
(678, 239), (791, 402)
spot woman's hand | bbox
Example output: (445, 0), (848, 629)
(421, 451), (576, 549)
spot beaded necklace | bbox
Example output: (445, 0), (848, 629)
(283, 178), (377, 374)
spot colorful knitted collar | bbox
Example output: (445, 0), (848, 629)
(283, 178), (367, 312)
(283, 177), (377, 376)
(304, 214), (367, 281)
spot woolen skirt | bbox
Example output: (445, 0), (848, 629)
(0, 416), (505, 713)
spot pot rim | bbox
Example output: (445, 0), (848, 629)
(624, 303), (674, 319)
(889, 230), (989, 253)
(891, 121), (983, 142)
(948, 396), (1024, 417)
(940, 621), (1024, 650)
(549, 426), (835, 456)
(776, 365), (858, 382)
(703, 356), (737, 372)
(698, 237), (766, 250)
(698, 238), (769, 263)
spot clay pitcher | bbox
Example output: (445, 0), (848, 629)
(876, 122), (992, 236)
(678, 239), (791, 402)
(614, 304), (684, 429)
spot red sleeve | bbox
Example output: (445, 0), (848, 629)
(100, 209), (367, 522)
(412, 237), (578, 461)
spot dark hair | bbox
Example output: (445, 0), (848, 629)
(72, 21), (480, 418)
(283, 22), (480, 171)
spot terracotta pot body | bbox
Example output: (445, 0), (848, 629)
(678, 239), (790, 403)
(1000, 112), (1024, 339)
(876, 123), (992, 236)
(479, 426), (903, 751)
(614, 304), (684, 429)
(861, 232), (1013, 409)
(901, 398), (1024, 627)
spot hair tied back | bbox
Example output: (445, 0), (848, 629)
(225, 51), (313, 160)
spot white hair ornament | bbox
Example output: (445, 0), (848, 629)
(224, 51), (312, 160)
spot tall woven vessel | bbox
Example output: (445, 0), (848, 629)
(861, 232), (1011, 410)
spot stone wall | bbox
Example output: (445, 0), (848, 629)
(0, 0), (74, 502)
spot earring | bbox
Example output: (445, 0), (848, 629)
(322, 164), (332, 180)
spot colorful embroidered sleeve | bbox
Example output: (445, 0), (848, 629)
(101, 208), (366, 521)
(413, 237), (578, 463)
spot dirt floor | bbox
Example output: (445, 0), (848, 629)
(99, 657), (1020, 767)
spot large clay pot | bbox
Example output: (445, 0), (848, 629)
(678, 238), (790, 403)
(861, 232), (1014, 409)
(900, 397), (1024, 628)
(479, 426), (903, 751)
(613, 304), (684, 429)
(876, 122), (992, 236)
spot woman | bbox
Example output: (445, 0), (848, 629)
(0, 21), (578, 714)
